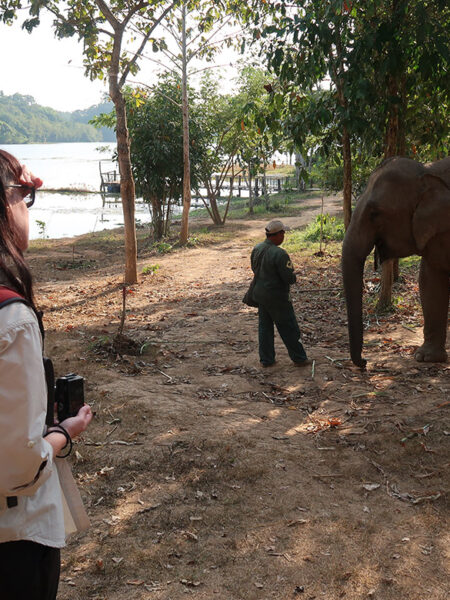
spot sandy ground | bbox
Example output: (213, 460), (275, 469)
(27, 193), (449, 600)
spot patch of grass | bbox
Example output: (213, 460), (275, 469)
(181, 225), (237, 246)
(186, 190), (325, 221)
(74, 228), (126, 251)
(28, 238), (57, 252)
(52, 259), (97, 270)
(399, 255), (421, 270)
(283, 214), (345, 255)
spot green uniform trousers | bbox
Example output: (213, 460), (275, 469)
(258, 301), (307, 365)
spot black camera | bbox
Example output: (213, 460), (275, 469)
(55, 373), (85, 422)
(44, 358), (85, 425)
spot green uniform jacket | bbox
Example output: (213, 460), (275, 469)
(251, 239), (296, 320)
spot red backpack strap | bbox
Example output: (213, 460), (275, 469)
(0, 286), (27, 309)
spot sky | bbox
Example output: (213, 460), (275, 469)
(0, 13), (107, 111)
(0, 10), (243, 113)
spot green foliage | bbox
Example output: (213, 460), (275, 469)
(241, 0), (450, 194)
(35, 219), (47, 238)
(152, 241), (173, 254)
(302, 214), (346, 243)
(234, 66), (286, 175)
(0, 92), (113, 143)
(283, 215), (345, 254)
(125, 75), (209, 239)
(125, 75), (206, 203)
(142, 263), (160, 275)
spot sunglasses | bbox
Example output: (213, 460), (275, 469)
(4, 184), (36, 208)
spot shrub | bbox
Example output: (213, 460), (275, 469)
(142, 264), (160, 275)
(302, 213), (345, 243)
(153, 241), (172, 254)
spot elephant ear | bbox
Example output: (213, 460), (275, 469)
(412, 173), (450, 252)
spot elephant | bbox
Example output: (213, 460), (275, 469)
(342, 156), (450, 368)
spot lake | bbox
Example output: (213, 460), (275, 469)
(0, 142), (153, 240)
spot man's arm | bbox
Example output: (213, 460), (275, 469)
(276, 250), (296, 285)
(250, 247), (257, 274)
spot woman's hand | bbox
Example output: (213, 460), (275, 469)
(19, 164), (43, 189)
(59, 405), (93, 439)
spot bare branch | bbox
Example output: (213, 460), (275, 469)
(120, 27), (154, 86)
(189, 62), (235, 76)
(119, 1), (179, 87)
(188, 15), (236, 59)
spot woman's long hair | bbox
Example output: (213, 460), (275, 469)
(0, 149), (37, 311)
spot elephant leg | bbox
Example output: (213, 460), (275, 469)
(415, 260), (449, 362)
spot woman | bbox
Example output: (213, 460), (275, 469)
(0, 149), (93, 599)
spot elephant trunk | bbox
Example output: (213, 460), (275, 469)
(342, 235), (370, 368)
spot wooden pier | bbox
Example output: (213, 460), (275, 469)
(99, 161), (120, 194)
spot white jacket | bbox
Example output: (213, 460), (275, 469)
(0, 301), (66, 546)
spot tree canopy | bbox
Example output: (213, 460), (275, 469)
(238, 0), (450, 226)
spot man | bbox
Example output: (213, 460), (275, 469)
(251, 219), (309, 368)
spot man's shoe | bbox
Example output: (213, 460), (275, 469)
(294, 359), (312, 367)
(261, 362), (276, 368)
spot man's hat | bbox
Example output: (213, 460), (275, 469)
(265, 219), (290, 234)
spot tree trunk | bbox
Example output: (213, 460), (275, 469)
(295, 152), (305, 191)
(150, 194), (164, 240)
(331, 39), (352, 230)
(164, 196), (172, 237)
(377, 259), (394, 311)
(342, 125), (352, 230)
(209, 194), (223, 226)
(378, 73), (402, 308)
(111, 88), (138, 284)
(248, 166), (254, 215)
(107, 18), (138, 284)
(179, 3), (191, 245)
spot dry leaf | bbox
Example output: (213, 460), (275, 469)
(363, 483), (380, 491)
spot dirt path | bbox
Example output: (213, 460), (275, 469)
(29, 193), (448, 600)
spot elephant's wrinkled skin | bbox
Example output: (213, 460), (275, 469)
(342, 156), (450, 367)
